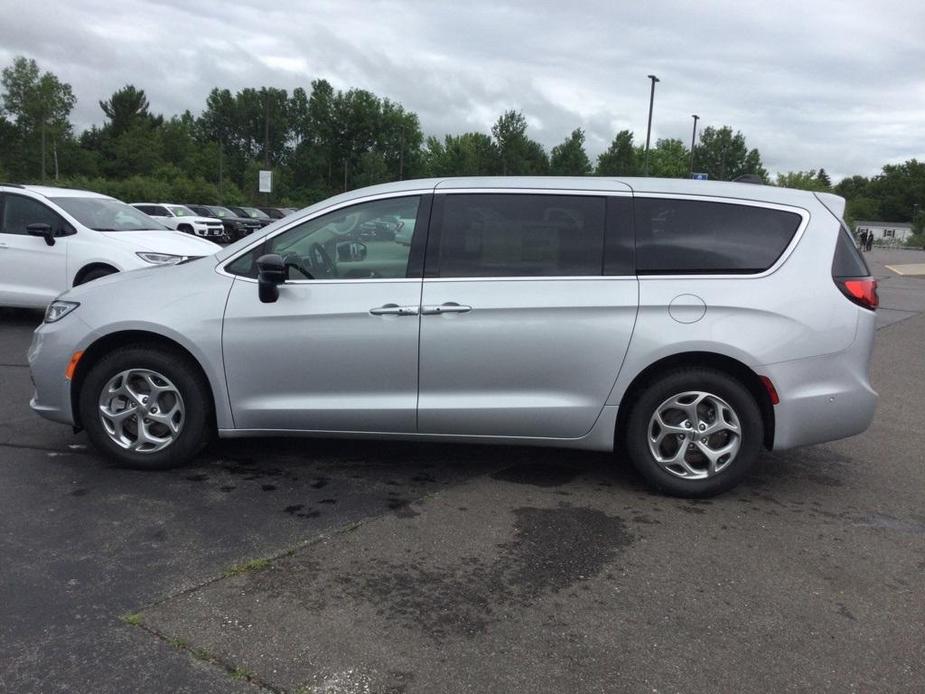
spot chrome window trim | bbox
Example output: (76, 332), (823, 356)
(216, 189), (433, 282)
(217, 189), (809, 283)
(434, 187), (632, 197)
(632, 193), (810, 281)
(423, 275), (636, 283)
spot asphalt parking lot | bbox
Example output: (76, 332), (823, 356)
(2, 249), (924, 693)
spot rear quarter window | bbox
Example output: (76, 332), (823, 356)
(635, 198), (803, 274)
(832, 227), (870, 277)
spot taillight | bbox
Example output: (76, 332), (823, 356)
(835, 277), (878, 311)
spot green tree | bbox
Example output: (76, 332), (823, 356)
(422, 132), (501, 177)
(647, 138), (689, 178)
(596, 130), (637, 176)
(491, 110), (548, 175)
(549, 128), (591, 176)
(1, 56), (76, 181)
(867, 159), (925, 222)
(99, 85), (159, 136)
(834, 175), (871, 200)
(696, 126), (767, 182)
(776, 169), (831, 192)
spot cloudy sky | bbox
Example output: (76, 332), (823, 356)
(1, 0), (923, 180)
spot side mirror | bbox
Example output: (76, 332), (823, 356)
(26, 223), (55, 246)
(256, 253), (286, 303)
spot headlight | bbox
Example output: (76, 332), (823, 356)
(44, 300), (80, 323)
(136, 252), (186, 265)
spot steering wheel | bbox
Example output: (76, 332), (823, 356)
(282, 253), (314, 280)
(309, 242), (337, 278)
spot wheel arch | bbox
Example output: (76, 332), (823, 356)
(615, 351), (775, 450)
(71, 330), (217, 430)
(73, 262), (119, 286)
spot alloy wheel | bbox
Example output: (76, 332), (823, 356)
(647, 390), (741, 479)
(98, 368), (185, 453)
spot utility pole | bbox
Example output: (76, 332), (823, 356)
(399, 125), (405, 181)
(643, 74), (659, 177)
(689, 114), (700, 176)
(40, 117), (47, 183)
(263, 90), (270, 168)
(218, 138), (224, 202)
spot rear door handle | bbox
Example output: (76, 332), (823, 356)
(0, 242), (8, 249)
(369, 303), (419, 316)
(421, 302), (472, 315)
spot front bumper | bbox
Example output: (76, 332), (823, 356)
(194, 224), (226, 238)
(27, 317), (96, 426)
(764, 312), (877, 450)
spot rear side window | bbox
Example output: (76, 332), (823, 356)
(635, 198), (803, 274)
(433, 194), (605, 277)
(832, 227), (870, 277)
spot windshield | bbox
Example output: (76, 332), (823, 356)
(208, 207), (235, 218)
(51, 197), (167, 231)
(168, 205), (195, 217)
(242, 207), (270, 219)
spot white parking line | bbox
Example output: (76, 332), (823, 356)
(885, 263), (925, 276)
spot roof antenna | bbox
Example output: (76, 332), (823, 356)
(734, 174), (764, 184)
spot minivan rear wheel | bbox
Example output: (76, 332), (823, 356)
(79, 345), (212, 470)
(624, 368), (763, 497)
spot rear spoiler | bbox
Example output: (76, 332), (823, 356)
(814, 191), (846, 220)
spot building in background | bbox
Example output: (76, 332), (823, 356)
(854, 221), (914, 245)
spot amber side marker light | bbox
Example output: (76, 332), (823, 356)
(759, 375), (780, 405)
(65, 351), (84, 380)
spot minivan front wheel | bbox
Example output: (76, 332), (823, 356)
(79, 345), (212, 470)
(624, 368), (763, 497)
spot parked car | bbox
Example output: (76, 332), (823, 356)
(28, 177), (878, 498)
(256, 206), (291, 220)
(186, 205), (263, 242)
(131, 203), (226, 241)
(226, 205), (273, 227)
(0, 184), (220, 309)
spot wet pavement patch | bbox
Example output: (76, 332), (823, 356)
(386, 498), (419, 518)
(333, 505), (631, 639)
(490, 461), (582, 487)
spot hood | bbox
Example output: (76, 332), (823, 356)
(192, 216), (222, 225)
(100, 229), (221, 255)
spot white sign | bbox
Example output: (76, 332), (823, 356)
(258, 170), (272, 193)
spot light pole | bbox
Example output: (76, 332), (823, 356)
(643, 74), (659, 176)
(689, 114), (700, 176)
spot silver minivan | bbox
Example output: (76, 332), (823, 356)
(28, 177), (878, 497)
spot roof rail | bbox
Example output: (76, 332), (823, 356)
(0, 182), (25, 188)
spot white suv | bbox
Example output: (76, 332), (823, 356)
(0, 184), (221, 309)
(131, 203), (226, 241)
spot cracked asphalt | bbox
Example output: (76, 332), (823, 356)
(1, 249), (924, 693)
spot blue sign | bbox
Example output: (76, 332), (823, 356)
(691, 173), (709, 180)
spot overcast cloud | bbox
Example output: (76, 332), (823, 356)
(1, 0), (923, 180)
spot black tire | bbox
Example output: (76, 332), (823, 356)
(79, 344), (213, 470)
(75, 267), (116, 286)
(624, 367), (763, 498)
(177, 224), (193, 235)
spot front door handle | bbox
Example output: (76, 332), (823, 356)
(0, 242), (8, 249)
(421, 302), (472, 315)
(369, 303), (419, 316)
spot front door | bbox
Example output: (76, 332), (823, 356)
(417, 192), (638, 439)
(221, 194), (429, 432)
(0, 193), (70, 307)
